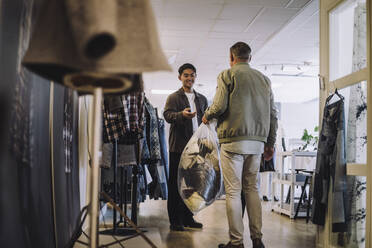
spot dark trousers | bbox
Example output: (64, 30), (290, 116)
(167, 152), (193, 226)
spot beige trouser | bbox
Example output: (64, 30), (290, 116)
(221, 148), (262, 245)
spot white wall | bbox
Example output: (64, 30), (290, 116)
(280, 99), (319, 140)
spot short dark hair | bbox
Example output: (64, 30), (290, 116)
(178, 63), (196, 75)
(230, 42), (251, 60)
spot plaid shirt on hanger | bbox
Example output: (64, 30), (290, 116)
(128, 92), (144, 132)
(102, 92), (145, 143)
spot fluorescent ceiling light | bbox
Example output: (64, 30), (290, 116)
(151, 89), (176, 95)
(282, 65), (301, 72)
(164, 49), (179, 65)
(168, 54), (177, 65)
(271, 73), (317, 78)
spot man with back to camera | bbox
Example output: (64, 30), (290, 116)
(202, 42), (278, 248)
(163, 63), (208, 231)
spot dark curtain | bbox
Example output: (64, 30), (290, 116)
(0, 0), (80, 247)
(0, 0), (55, 247)
(53, 84), (81, 248)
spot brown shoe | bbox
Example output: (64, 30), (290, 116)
(218, 241), (244, 248)
(252, 239), (265, 248)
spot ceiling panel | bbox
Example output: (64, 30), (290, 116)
(245, 21), (284, 41)
(258, 7), (299, 22)
(165, 0), (224, 3)
(222, 0), (261, 5)
(161, 17), (215, 31)
(163, 2), (222, 18)
(146, 0), (319, 106)
(159, 36), (205, 50)
(219, 4), (262, 19)
(202, 38), (244, 49)
(286, 0), (312, 9)
(212, 19), (249, 32)
(260, 0), (292, 7)
(208, 31), (251, 39)
(160, 29), (209, 38)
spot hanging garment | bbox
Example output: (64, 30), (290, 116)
(53, 83), (81, 248)
(64, 88), (74, 173)
(312, 96), (349, 232)
(9, 2), (33, 167)
(101, 166), (127, 203)
(137, 164), (147, 202)
(22, 0), (170, 94)
(102, 91), (145, 143)
(101, 143), (137, 168)
(143, 97), (161, 161)
(101, 165), (147, 203)
(1, 1), (55, 247)
(147, 161), (164, 200)
(156, 163), (168, 199)
(140, 119), (151, 164)
(158, 118), (169, 179)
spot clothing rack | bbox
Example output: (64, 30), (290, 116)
(99, 137), (143, 238)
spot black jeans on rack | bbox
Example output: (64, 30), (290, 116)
(167, 152), (193, 226)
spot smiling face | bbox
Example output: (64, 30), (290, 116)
(179, 68), (196, 91)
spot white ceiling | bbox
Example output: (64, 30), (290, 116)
(144, 0), (320, 107)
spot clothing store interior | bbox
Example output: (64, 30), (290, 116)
(1, 0), (371, 248)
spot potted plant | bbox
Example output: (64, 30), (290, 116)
(299, 126), (319, 151)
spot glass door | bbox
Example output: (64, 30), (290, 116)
(319, 0), (371, 247)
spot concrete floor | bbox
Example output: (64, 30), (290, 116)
(76, 199), (316, 248)
(140, 199), (316, 248)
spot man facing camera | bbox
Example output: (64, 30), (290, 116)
(163, 63), (208, 231)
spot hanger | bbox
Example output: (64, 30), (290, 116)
(327, 88), (344, 104)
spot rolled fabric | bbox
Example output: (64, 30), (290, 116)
(64, 0), (118, 59)
(22, 0), (170, 94)
(64, 71), (132, 94)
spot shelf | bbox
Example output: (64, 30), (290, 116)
(272, 179), (306, 186)
(279, 151), (317, 157)
(271, 203), (308, 218)
(271, 151), (316, 219)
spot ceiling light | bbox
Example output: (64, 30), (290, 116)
(168, 54), (177, 65)
(282, 65), (301, 72)
(151, 89), (176, 95)
(164, 49), (179, 65)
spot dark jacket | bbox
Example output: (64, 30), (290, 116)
(164, 88), (208, 153)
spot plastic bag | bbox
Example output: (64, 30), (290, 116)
(178, 120), (222, 214)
